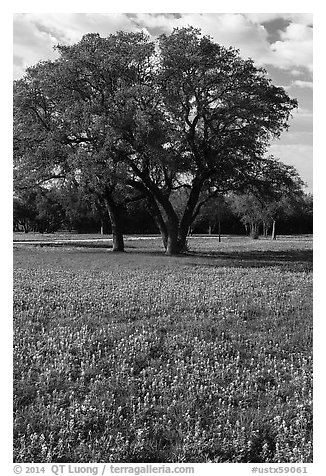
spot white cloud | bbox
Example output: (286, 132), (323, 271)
(269, 23), (313, 71)
(287, 13), (313, 26)
(17, 12), (136, 43)
(13, 14), (60, 77)
(152, 13), (272, 61)
(137, 13), (313, 73)
(13, 12), (313, 79)
(13, 13), (137, 77)
(291, 80), (313, 89)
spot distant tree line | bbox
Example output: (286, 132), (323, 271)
(13, 183), (312, 237)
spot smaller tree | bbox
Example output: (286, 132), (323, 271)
(57, 184), (103, 233)
(13, 192), (38, 233)
(190, 194), (230, 238)
(14, 187), (67, 234)
(229, 154), (305, 239)
(228, 193), (265, 239)
(34, 189), (66, 233)
(268, 192), (313, 236)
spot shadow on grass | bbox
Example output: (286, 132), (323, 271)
(14, 241), (313, 271)
(182, 249), (313, 271)
(124, 247), (313, 271)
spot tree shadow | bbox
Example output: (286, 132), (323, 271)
(182, 249), (313, 271)
(16, 241), (313, 272)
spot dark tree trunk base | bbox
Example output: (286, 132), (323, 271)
(164, 235), (189, 256)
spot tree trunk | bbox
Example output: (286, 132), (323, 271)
(250, 223), (259, 239)
(166, 234), (179, 255)
(145, 196), (168, 249)
(271, 220), (276, 240)
(128, 170), (208, 255)
(217, 196), (221, 242)
(165, 217), (181, 255)
(127, 179), (170, 251)
(167, 174), (207, 254)
(103, 196), (124, 252)
(158, 226), (168, 250)
(127, 169), (206, 256)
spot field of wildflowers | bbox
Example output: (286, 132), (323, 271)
(13, 236), (313, 463)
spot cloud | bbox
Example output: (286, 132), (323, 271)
(134, 13), (272, 61)
(13, 13), (137, 77)
(245, 13), (312, 26)
(13, 14), (60, 77)
(276, 107), (313, 147)
(17, 13), (136, 43)
(13, 12), (313, 78)
(291, 80), (313, 89)
(129, 13), (313, 73)
(187, 13), (270, 61)
(286, 13), (313, 26)
(244, 13), (286, 24)
(126, 12), (176, 35)
(269, 22), (313, 72)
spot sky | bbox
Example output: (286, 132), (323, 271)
(12, 11), (313, 191)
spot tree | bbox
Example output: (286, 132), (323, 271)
(52, 183), (105, 233)
(13, 187), (66, 233)
(13, 32), (146, 251)
(14, 28), (301, 254)
(266, 191), (313, 237)
(107, 27), (300, 253)
(191, 195), (229, 238)
(228, 192), (266, 238)
(34, 188), (66, 233)
(228, 159), (305, 239)
(13, 191), (38, 233)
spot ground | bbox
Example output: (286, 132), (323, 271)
(13, 234), (313, 463)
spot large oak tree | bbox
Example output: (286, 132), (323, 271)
(14, 27), (301, 254)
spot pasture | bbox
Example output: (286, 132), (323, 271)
(13, 235), (313, 463)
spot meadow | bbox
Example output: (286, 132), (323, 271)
(13, 235), (313, 463)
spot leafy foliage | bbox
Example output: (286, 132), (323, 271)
(13, 27), (301, 254)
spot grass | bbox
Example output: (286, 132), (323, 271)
(13, 235), (313, 463)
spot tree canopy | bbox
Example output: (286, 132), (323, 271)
(13, 27), (302, 254)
